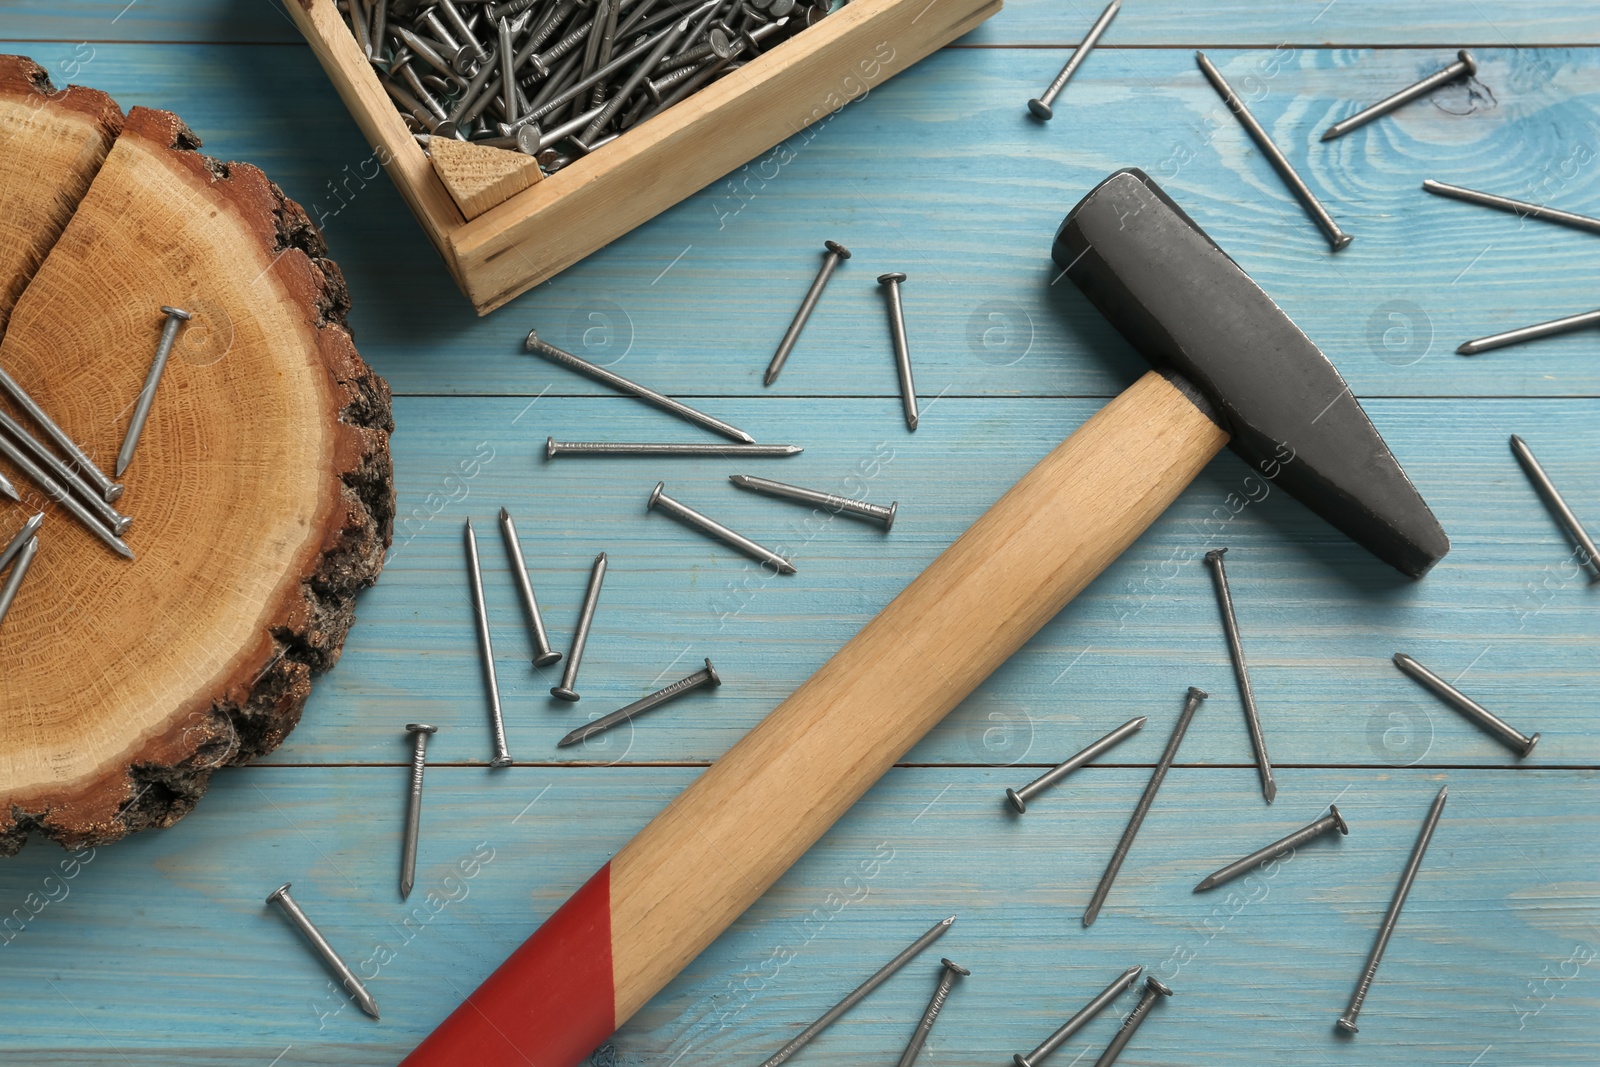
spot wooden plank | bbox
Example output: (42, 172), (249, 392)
(7, 1), (1600, 46)
(14, 44), (1596, 397)
(217, 394), (1600, 770)
(0, 766), (1591, 1062)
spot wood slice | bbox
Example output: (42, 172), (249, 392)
(0, 76), (394, 855)
(0, 57), (123, 331)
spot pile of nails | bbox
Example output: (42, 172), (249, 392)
(337, 0), (829, 173)
(0, 305), (192, 629)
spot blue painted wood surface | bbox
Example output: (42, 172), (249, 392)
(2, 4), (1598, 1065)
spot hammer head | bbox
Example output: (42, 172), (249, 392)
(1053, 169), (1448, 577)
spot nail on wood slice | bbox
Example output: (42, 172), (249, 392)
(0, 56), (124, 332)
(0, 102), (395, 856)
(428, 135), (542, 220)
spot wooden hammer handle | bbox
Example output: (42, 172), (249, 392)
(402, 371), (1229, 1067)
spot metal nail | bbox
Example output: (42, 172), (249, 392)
(727, 474), (896, 529)
(1005, 716), (1145, 814)
(1423, 178), (1600, 237)
(579, 3), (711, 142)
(1014, 965), (1144, 1067)
(465, 519), (513, 767)
(394, 26), (464, 85)
(0, 407), (132, 534)
(1457, 306), (1600, 356)
(896, 958), (969, 1067)
(1083, 687), (1206, 926)
(116, 303), (188, 476)
(350, 0), (375, 57)
(525, 329), (753, 442)
(441, 0), (488, 60)
(1203, 548), (1276, 803)
(1509, 433), (1600, 579)
(1393, 653), (1539, 757)
(0, 365), (120, 501)
(876, 272), (919, 431)
(559, 657), (719, 746)
(546, 438), (801, 458)
(499, 17), (519, 121)
(498, 507), (562, 667)
(1196, 51), (1352, 251)
(1337, 784), (1448, 1034)
(1322, 51), (1476, 140)
(1026, 0), (1120, 120)
(370, 0), (388, 59)
(1195, 805), (1348, 892)
(0, 532), (39, 629)
(400, 723), (438, 899)
(758, 916), (955, 1067)
(553, 551), (607, 701)
(764, 240), (850, 385)
(1093, 976), (1173, 1067)
(0, 512), (43, 575)
(266, 883), (381, 1020)
(0, 423), (133, 559)
(648, 481), (794, 573)
(0, 470), (16, 502)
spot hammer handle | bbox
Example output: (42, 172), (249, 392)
(402, 371), (1228, 1067)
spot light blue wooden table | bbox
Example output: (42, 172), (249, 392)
(2, 3), (1598, 1064)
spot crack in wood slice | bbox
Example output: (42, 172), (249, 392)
(0, 57), (395, 856)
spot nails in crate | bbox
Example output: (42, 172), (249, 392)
(117, 302), (191, 473)
(1092, 976), (1172, 1067)
(552, 551), (608, 701)
(1203, 548), (1276, 803)
(465, 519), (513, 766)
(896, 958), (968, 1067)
(1026, 0), (1120, 120)
(524, 328), (754, 443)
(764, 241), (850, 386)
(1457, 307), (1600, 356)
(1508, 434), (1600, 579)
(266, 883), (381, 1020)
(1392, 652), (1540, 757)
(1005, 715), (1145, 813)
(1321, 51), (1476, 141)
(0, 528), (40, 630)
(1337, 785), (1448, 1034)
(1083, 687), (1206, 926)
(558, 658), (720, 747)
(498, 507), (562, 667)
(1196, 51), (1351, 251)
(349, 0), (806, 173)
(1423, 178), (1600, 238)
(1194, 805), (1348, 892)
(648, 481), (795, 574)
(728, 474), (897, 530)
(877, 272), (919, 431)
(547, 438), (802, 458)
(400, 723), (438, 899)
(1014, 965), (1143, 1067)
(757, 916), (955, 1067)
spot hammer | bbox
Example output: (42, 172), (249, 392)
(400, 170), (1448, 1067)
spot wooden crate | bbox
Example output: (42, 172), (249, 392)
(287, 0), (1001, 315)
